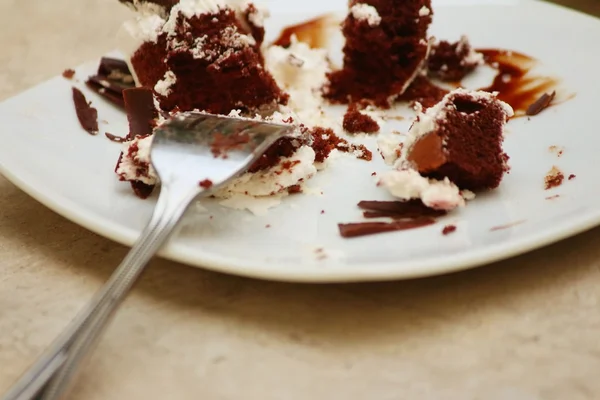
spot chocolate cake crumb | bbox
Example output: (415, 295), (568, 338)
(105, 132), (128, 143)
(397, 76), (449, 109)
(265, 224), (271, 228)
(428, 36), (483, 81)
(339, 218), (436, 238)
(548, 145), (564, 158)
(442, 225), (457, 235)
(62, 69), (76, 79)
(288, 185), (303, 194)
(526, 91), (556, 116)
(343, 103), (380, 134)
(568, 174), (576, 180)
(130, 181), (155, 199)
(199, 179), (213, 189)
(72, 87), (99, 135)
(544, 166), (564, 190)
(321, 210), (325, 214)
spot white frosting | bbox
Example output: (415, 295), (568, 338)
(378, 169), (465, 211)
(154, 70), (177, 96)
(265, 36), (330, 113)
(457, 36), (485, 66)
(350, 3), (382, 27)
(124, 14), (165, 44)
(116, 135), (158, 185)
(117, 126), (316, 199)
(216, 145), (317, 198)
(241, 1), (269, 27)
(418, 6), (431, 16)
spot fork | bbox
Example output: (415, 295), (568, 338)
(2, 112), (293, 400)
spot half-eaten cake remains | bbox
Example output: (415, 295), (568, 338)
(95, 0), (513, 225)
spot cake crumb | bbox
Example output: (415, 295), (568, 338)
(320, 210), (325, 214)
(343, 103), (380, 134)
(199, 179), (213, 189)
(544, 166), (564, 190)
(546, 195), (560, 200)
(548, 145), (564, 157)
(371, 172), (377, 176)
(265, 224), (271, 228)
(442, 225), (457, 235)
(526, 91), (556, 116)
(568, 174), (576, 180)
(62, 69), (76, 79)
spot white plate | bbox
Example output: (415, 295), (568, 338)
(1, 0), (599, 282)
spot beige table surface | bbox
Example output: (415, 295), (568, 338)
(2, 1), (600, 399)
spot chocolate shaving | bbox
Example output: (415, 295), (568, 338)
(85, 58), (135, 108)
(62, 69), (75, 79)
(72, 87), (99, 135)
(105, 132), (128, 143)
(97, 57), (131, 77)
(339, 218), (436, 238)
(526, 91), (556, 116)
(86, 80), (125, 108)
(358, 200), (447, 219)
(123, 88), (158, 139)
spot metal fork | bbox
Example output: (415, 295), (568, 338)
(2, 112), (293, 400)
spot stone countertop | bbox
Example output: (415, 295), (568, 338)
(1, 1), (600, 399)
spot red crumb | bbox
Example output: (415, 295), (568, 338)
(266, 224), (271, 228)
(199, 179), (213, 189)
(548, 145), (564, 157)
(210, 131), (251, 159)
(371, 172), (377, 176)
(72, 87), (99, 135)
(568, 174), (576, 180)
(544, 166), (564, 190)
(62, 69), (76, 79)
(321, 210), (325, 214)
(546, 195), (560, 200)
(442, 225), (457, 235)
(288, 185), (302, 194)
(343, 103), (380, 134)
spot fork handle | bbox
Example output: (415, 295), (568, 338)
(3, 185), (200, 400)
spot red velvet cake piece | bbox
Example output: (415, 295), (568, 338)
(127, 1), (286, 115)
(427, 36), (484, 81)
(325, 0), (433, 107)
(402, 89), (514, 191)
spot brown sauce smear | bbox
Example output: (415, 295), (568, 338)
(477, 49), (560, 117)
(273, 14), (336, 49)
